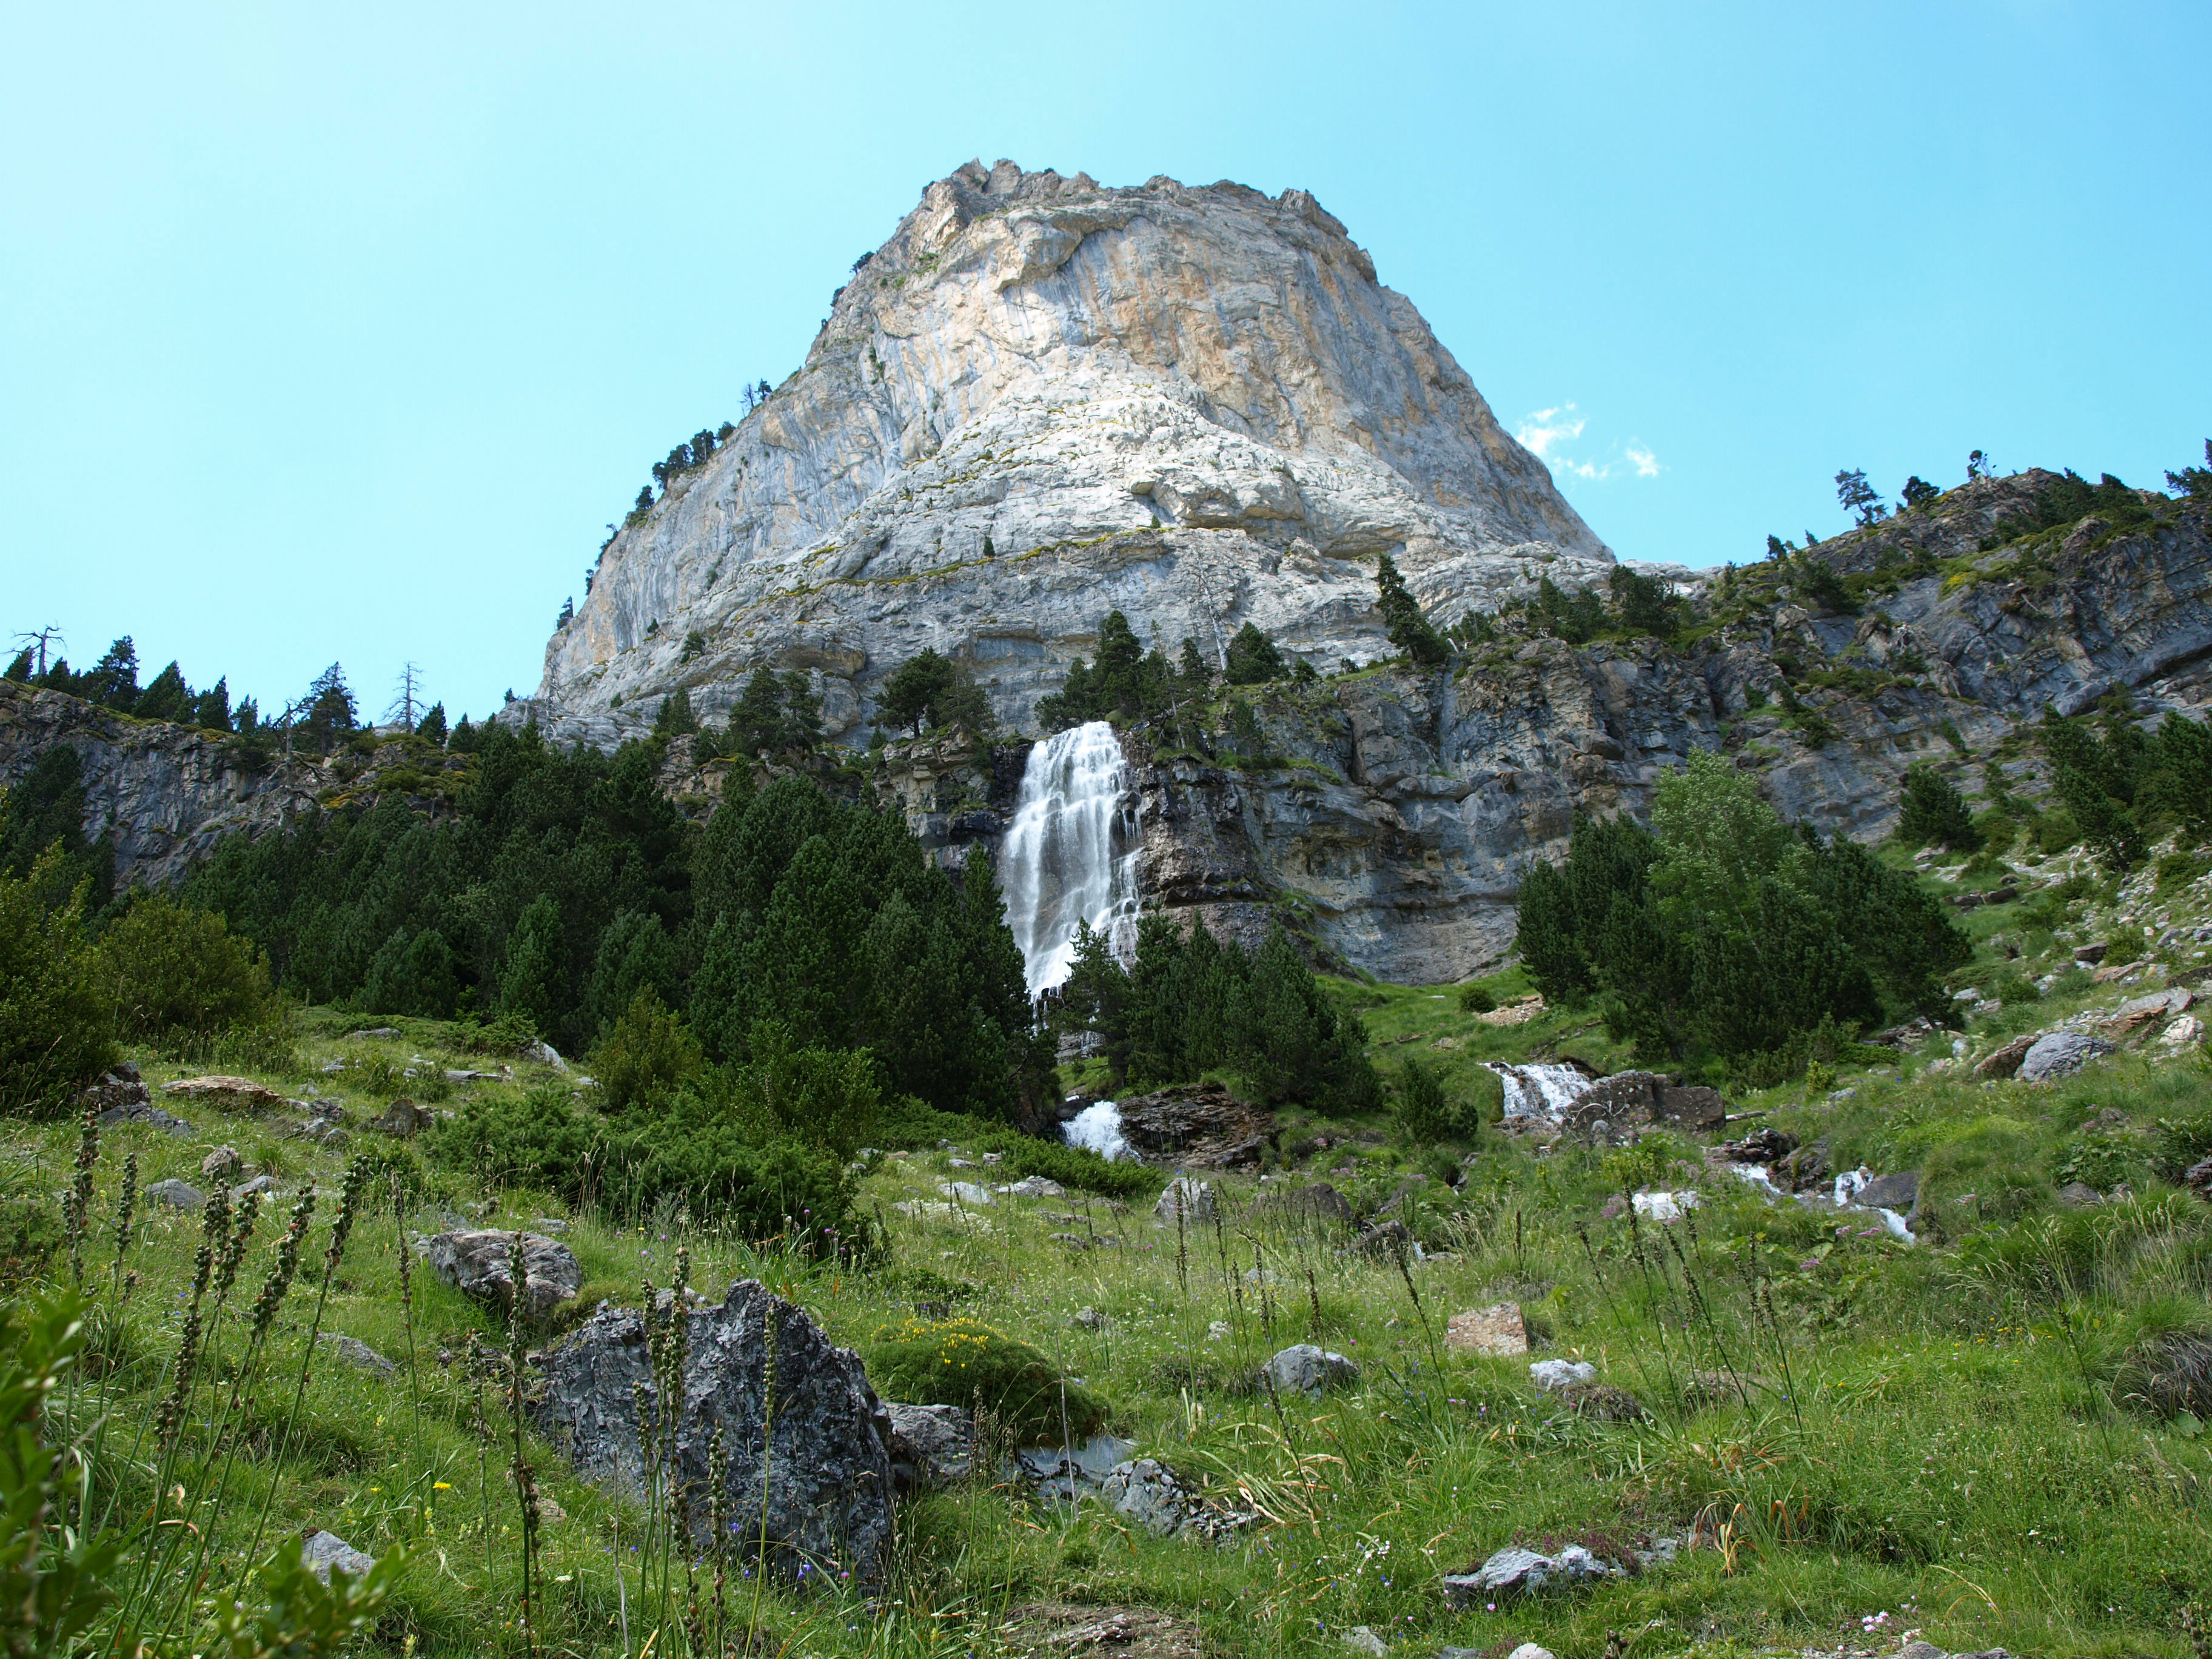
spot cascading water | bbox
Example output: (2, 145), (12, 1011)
(999, 720), (1144, 997)
(1062, 1101), (1133, 1162)
(1484, 1062), (1595, 1127)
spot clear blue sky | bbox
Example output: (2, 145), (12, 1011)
(5, 2), (2207, 724)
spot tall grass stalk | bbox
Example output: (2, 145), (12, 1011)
(244, 1155), (370, 1570)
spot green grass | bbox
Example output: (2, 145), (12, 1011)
(10, 831), (2212, 1657)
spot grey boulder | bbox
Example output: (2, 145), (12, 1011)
(146, 1178), (205, 1210)
(318, 1333), (397, 1375)
(417, 1228), (581, 1319)
(1153, 1178), (1215, 1225)
(531, 1279), (893, 1586)
(1260, 1344), (1359, 1398)
(201, 1146), (243, 1180)
(1098, 1456), (1254, 1541)
(300, 1530), (376, 1584)
(1441, 1543), (1617, 1603)
(883, 1402), (973, 1491)
(2018, 1031), (2116, 1083)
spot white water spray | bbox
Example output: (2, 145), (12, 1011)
(1484, 1062), (1595, 1126)
(999, 721), (1144, 997)
(1062, 1101), (1133, 1162)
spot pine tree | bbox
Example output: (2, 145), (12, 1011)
(1177, 637), (1211, 691)
(879, 649), (958, 736)
(585, 909), (679, 1037)
(416, 702), (447, 745)
(1375, 553), (1449, 665)
(498, 894), (565, 1038)
(653, 685), (698, 738)
(89, 638), (140, 709)
(132, 662), (190, 722)
(1223, 622), (1287, 685)
(729, 668), (785, 756)
(1897, 764), (1980, 850)
(300, 664), (357, 755)
(4, 649), (30, 682)
(194, 677), (232, 732)
(1835, 468), (1885, 527)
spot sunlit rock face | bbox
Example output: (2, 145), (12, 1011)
(527, 159), (1612, 747)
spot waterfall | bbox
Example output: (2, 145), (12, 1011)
(999, 720), (1143, 997)
(1484, 1062), (1595, 1126)
(1062, 1101), (1133, 1162)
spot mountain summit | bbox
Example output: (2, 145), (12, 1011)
(533, 161), (1610, 745)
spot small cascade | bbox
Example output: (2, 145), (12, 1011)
(999, 720), (1144, 997)
(1484, 1062), (1595, 1126)
(1062, 1101), (1132, 1162)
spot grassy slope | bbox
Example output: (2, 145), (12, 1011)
(8, 842), (2212, 1659)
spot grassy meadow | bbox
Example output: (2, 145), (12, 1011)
(8, 843), (2212, 1659)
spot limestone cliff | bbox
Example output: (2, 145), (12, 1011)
(0, 682), (323, 888)
(528, 160), (1610, 748)
(859, 474), (2212, 982)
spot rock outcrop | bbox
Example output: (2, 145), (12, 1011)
(530, 1280), (894, 1585)
(525, 161), (1611, 749)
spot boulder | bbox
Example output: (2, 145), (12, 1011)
(531, 1280), (894, 1584)
(201, 1146), (243, 1180)
(1714, 1127), (1797, 1166)
(2184, 1155), (2212, 1199)
(163, 1075), (286, 1111)
(2110, 988), (2193, 1035)
(1115, 1082), (1272, 1167)
(883, 1401), (973, 1491)
(146, 1178), (204, 1210)
(1260, 1344), (1359, 1398)
(1855, 1171), (1920, 1216)
(1504, 1646), (1560, 1659)
(937, 1181), (994, 1206)
(2019, 1031), (2117, 1083)
(417, 1228), (582, 1319)
(2056, 1181), (2104, 1207)
(1441, 1543), (1616, 1603)
(1338, 1628), (1390, 1657)
(1657, 1083), (1726, 1131)
(1152, 1178), (1215, 1227)
(318, 1333), (397, 1375)
(1974, 1033), (2039, 1080)
(2160, 1014), (2205, 1048)
(300, 1530), (376, 1584)
(372, 1098), (434, 1138)
(1445, 1303), (1528, 1356)
(1529, 1359), (1595, 1391)
(1347, 1219), (1418, 1262)
(230, 1175), (276, 1202)
(1005, 1176), (1065, 1198)
(1098, 1456), (1255, 1541)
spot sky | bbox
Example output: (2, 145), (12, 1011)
(4, 2), (2208, 724)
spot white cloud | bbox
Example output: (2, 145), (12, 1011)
(1515, 404), (1660, 483)
(1515, 404), (1586, 460)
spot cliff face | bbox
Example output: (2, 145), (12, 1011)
(1085, 480), (2212, 982)
(531, 161), (1610, 748)
(0, 682), (323, 889)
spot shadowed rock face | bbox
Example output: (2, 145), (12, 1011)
(527, 161), (1611, 749)
(530, 1279), (895, 1586)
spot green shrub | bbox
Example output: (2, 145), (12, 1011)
(1455, 982), (1496, 1014)
(862, 1315), (1110, 1443)
(1898, 763), (1981, 850)
(0, 848), (116, 1114)
(2037, 810), (2080, 854)
(92, 889), (281, 1041)
(1395, 1057), (1482, 1143)
(0, 1190), (62, 1288)
(590, 991), (704, 1111)
(427, 1083), (857, 1248)
(976, 1129), (1159, 1199)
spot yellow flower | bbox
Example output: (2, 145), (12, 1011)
(434, 1481), (452, 1490)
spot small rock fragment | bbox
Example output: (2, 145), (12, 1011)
(201, 1146), (242, 1180)
(1529, 1359), (1596, 1391)
(1446, 1302), (1527, 1356)
(1261, 1344), (1359, 1398)
(300, 1530), (375, 1584)
(317, 1333), (397, 1375)
(146, 1178), (206, 1210)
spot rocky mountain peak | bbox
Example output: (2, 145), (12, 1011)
(532, 162), (1611, 747)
